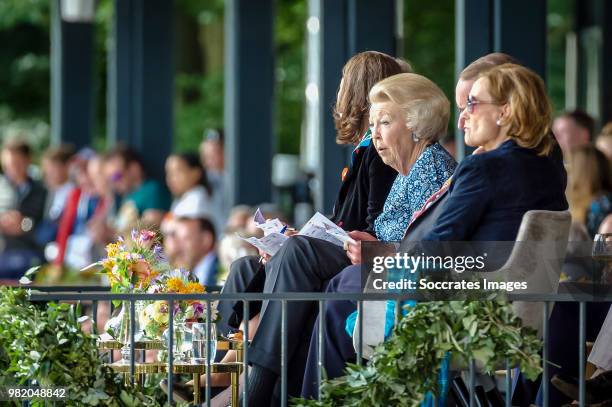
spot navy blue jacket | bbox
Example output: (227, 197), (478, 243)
(423, 139), (568, 242)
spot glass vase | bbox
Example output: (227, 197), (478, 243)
(163, 322), (191, 363)
(118, 300), (133, 364)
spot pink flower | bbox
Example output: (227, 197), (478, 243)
(138, 230), (156, 249)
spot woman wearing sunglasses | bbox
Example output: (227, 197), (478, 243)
(423, 63), (567, 242)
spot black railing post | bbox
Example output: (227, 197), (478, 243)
(543, 301), (550, 407)
(317, 300), (325, 399)
(92, 300), (98, 335)
(356, 300), (363, 365)
(469, 359), (476, 407)
(579, 301), (586, 407)
(129, 300), (136, 385)
(505, 359), (511, 407)
(168, 299), (174, 405)
(281, 300), (287, 407)
(206, 300), (212, 407)
(243, 300), (249, 407)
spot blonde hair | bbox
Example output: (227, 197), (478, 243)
(479, 63), (554, 155)
(567, 145), (612, 223)
(368, 73), (450, 143)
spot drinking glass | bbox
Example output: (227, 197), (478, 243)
(592, 233), (612, 284)
(191, 322), (217, 364)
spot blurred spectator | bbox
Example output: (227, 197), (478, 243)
(199, 129), (229, 229)
(595, 122), (612, 161)
(102, 145), (171, 233)
(0, 175), (15, 213)
(54, 152), (111, 269)
(165, 153), (220, 231)
(0, 138), (47, 279)
(160, 215), (180, 266)
(553, 109), (594, 155)
(567, 145), (612, 237)
(41, 145), (75, 220)
(36, 144), (76, 246)
(217, 233), (258, 283)
(225, 205), (253, 234)
(174, 216), (219, 287)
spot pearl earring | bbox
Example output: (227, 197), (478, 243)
(412, 132), (419, 142)
(496, 119), (501, 127)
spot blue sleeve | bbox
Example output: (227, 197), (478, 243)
(423, 156), (490, 241)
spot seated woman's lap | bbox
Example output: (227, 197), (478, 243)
(301, 265), (362, 398)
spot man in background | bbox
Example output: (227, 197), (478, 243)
(174, 216), (219, 287)
(552, 109), (594, 155)
(0, 138), (47, 279)
(37, 144), (75, 246)
(199, 129), (228, 231)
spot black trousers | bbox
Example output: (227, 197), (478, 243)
(301, 264), (361, 399)
(247, 236), (351, 398)
(217, 255), (262, 337)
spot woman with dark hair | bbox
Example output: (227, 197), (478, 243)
(165, 153), (215, 225)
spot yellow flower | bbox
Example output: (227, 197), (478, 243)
(182, 282), (205, 294)
(105, 243), (121, 258)
(102, 259), (115, 271)
(166, 277), (185, 293)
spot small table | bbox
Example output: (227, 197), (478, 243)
(106, 361), (243, 405)
(99, 337), (246, 406)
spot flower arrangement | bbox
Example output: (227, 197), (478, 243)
(139, 268), (219, 339)
(93, 229), (218, 342)
(95, 229), (170, 299)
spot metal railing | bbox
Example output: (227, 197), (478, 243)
(25, 289), (612, 407)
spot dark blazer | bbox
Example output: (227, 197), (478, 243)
(329, 143), (397, 233)
(420, 139), (568, 242)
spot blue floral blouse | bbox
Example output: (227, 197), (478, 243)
(374, 142), (457, 242)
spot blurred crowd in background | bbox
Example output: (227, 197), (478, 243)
(0, 128), (287, 286)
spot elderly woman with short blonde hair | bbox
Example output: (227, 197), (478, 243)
(344, 72), (455, 261)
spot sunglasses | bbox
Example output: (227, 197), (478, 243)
(110, 170), (123, 183)
(466, 95), (503, 114)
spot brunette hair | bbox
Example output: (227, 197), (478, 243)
(333, 51), (410, 145)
